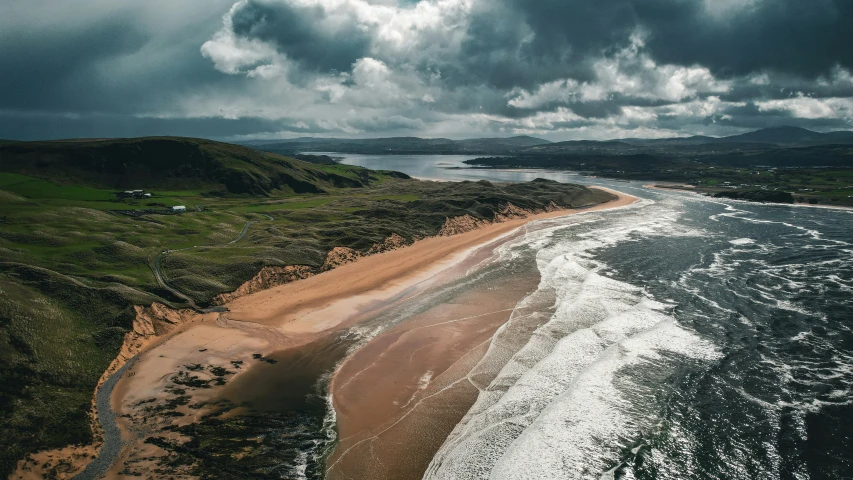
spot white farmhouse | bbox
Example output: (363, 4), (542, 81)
(171, 205), (187, 213)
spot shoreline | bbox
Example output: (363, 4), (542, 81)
(325, 186), (638, 478)
(61, 186), (636, 478)
(222, 188), (630, 332)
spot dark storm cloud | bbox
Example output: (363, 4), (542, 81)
(346, 114), (426, 132)
(0, 15), (147, 112)
(229, 0), (371, 73)
(1, 0), (852, 141)
(0, 112), (287, 141)
(0, 0), (239, 138)
(637, 1), (853, 78)
(454, 0), (636, 89)
(433, 0), (853, 90)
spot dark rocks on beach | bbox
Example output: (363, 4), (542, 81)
(251, 353), (278, 364)
(172, 371), (211, 389)
(149, 408), (329, 479)
(208, 366), (232, 377)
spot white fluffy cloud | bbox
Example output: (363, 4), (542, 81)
(756, 95), (853, 120)
(200, 0), (471, 76)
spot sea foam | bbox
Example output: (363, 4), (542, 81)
(424, 198), (718, 480)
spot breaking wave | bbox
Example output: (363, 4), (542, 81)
(425, 197), (719, 479)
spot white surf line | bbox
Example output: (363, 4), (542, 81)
(331, 188), (644, 469)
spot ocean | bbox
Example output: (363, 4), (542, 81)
(328, 154), (853, 479)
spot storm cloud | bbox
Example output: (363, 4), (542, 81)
(1, 0), (852, 140)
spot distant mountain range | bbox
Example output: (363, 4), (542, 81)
(618, 126), (853, 148)
(242, 135), (551, 155)
(244, 127), (853, 156)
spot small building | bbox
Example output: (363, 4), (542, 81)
(118, 189), (152, 199)
(171, 205), (187, 213)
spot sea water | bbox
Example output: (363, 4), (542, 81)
(335, 155), (853, 479)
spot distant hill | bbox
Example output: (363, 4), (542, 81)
(619, 135), (718, 147)
(456, 136), (550, 148)
(242, 127), (853, 157)
(0, 137), (405, 195)
(248, 135), (550, 155)
(514, 127), (853, 158)
(524, 140), (638, 154)
(620, 126), (853, 148)
(694, 144), (853, 168)
(720, 126), (830, 146)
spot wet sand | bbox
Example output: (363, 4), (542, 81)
(326, 187), (638, 479)
(326, 271), (541, 479)
(106, 187), (636, 478)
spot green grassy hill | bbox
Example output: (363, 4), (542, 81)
(0, 137), (613, 477)
(0, 137), (406, 195)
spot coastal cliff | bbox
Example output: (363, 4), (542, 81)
(213, 266), (316, 305)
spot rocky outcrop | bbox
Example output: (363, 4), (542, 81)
(493, 202), (537, 222)
(100, 303), (196, 383)
(213, 265), (315, 305)
(213, 235), (410, 304)
(438, 215), (491, 236)
(439, 202), (564, 236)
(367, 233), (408, 254)
(543, 200), (562, 212)
(322, 247), (362, 271)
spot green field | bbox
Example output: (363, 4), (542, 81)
(690, 168), (853, 205)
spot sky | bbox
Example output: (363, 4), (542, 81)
(2, 0), (853, 141)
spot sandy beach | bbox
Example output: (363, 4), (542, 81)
(105, 186), (636, 478)
(324, 187), (637, 479)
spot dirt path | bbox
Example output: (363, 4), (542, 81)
(147, 218), (260, 309)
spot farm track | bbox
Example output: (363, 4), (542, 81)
(148, 218), (260, 310)
(79, 216), (261, 477)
